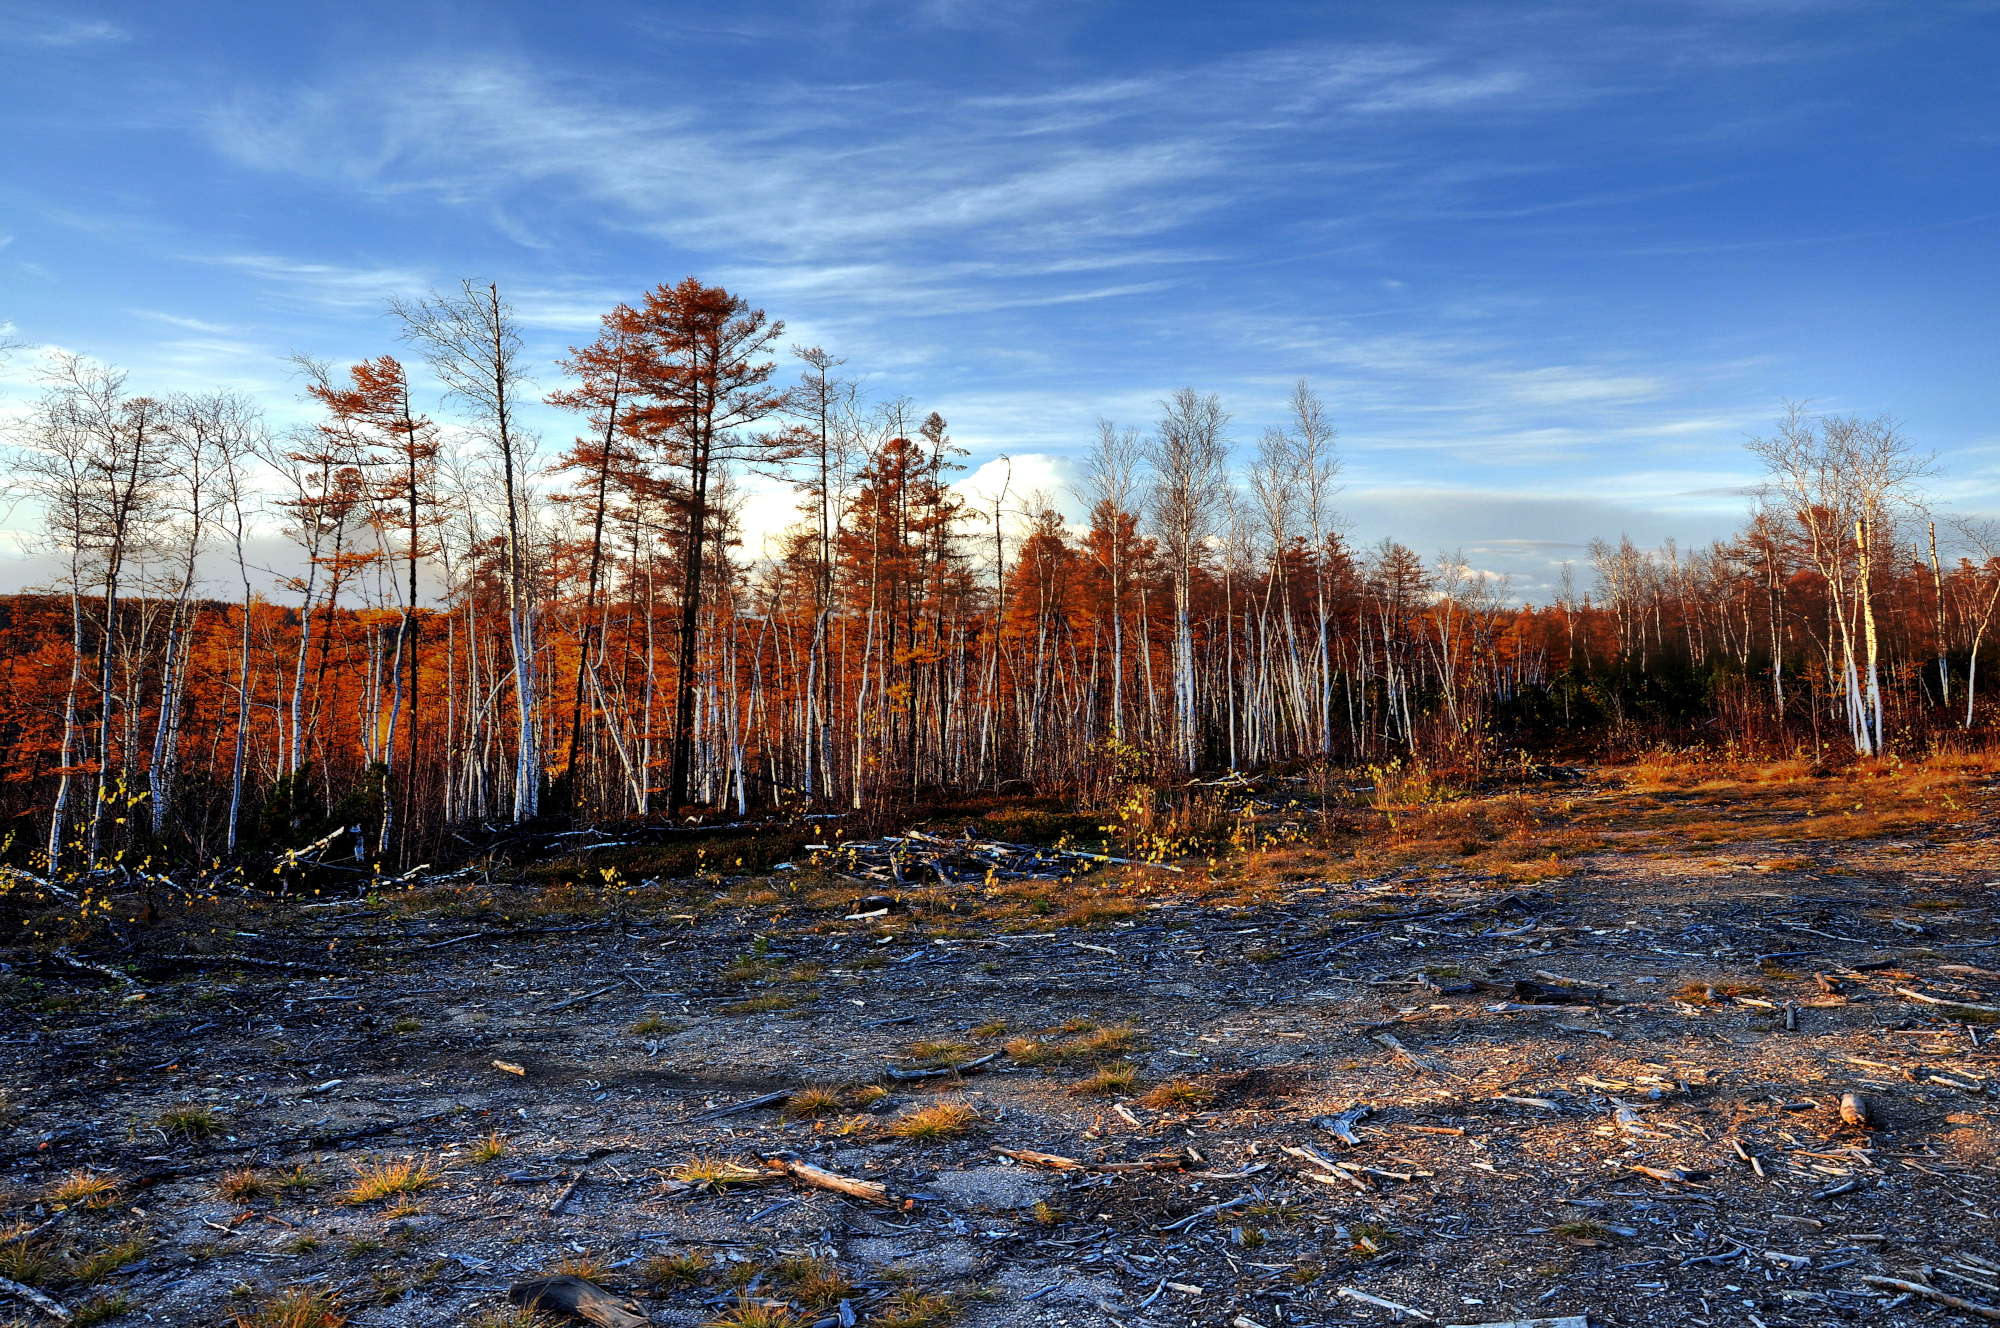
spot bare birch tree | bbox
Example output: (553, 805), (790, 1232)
(1147, 388), (1229, 771)
(394, 281), (542, 820)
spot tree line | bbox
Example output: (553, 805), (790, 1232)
(3, 277), (1996, 870)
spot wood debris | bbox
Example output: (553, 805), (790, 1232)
(508, 1275), (648, 1327)
(798, 828), (1184, 884)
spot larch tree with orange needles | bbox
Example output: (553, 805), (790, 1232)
(304, 356), (439, 857)
(610, 278), (794, 813)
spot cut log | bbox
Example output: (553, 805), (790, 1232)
(508, 1275), (648, 1328)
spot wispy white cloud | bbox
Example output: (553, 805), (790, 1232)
(0, 9), (128, 47)
(1500, 366), (1666, 406)
(196, 254), (433, 312)
(197, 32), (1587, 288)
(131, 309), (238, 335)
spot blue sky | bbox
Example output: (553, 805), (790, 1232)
(4, 0), (1999, 593)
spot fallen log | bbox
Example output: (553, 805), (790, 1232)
(690, 1089), (793, 1121)
(1156, 1193), (1257, 1232)
(50, 946), (139, 991)
(1858, 1275), (2000, 1322)
(0, 1275), (70, 1321)
(147, 952), (356, 977)
(993, 1146), (1183, 1174)
(994, 1145), (1086, 1170)
(1, 864), (77, 903)
(762, 1153), (912, 1208)
(1338, 1286), (1433, 1321)
(417, 921), (615, 951)
(1628, 1163), (1707, 1184)
(544, 982), (624, 1013)
(884, 1050), (1003, 1081)
(1895, 987), (2000, 1017)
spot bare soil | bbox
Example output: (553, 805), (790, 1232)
(4, 771), (1999, 1328)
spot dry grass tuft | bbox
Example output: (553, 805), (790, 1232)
(468, 1130), (508, 1162)
(904, 1039), (974, 1067)
(1140, 1077), (1217, 1109)
(629, 1012), (681, 1035)
(779, 1085), (847, 1120)
(230, 1287), (347, 1328)
(468, 1310), (563, 1328)
(719, 953), (781, 982)
(1071, 1025), (1141, 1056)
(0, 1228), (59, 1284)
(872, 1288), (960, 1327)
(340, 1157), (442, 1205)
(1006, 1022), (1143, 1067)
(217, 1167), (273, 1201)
(720, 992), (808, 1015)
(554, 1251), (611, 1281)
(702, 1297), (808, 1328)
(668, 1155), (771, 1188)
(154, 1102), (222, 1140)
(274, 1163), (325, 1194)
(47, 1169), (120, 1209)
(772, 1255), (854, 1308)
(1070, 1062), (1139, 1096)
(883, 1100), (980, 1140)
(71, 1292), (137, 1325)
(639, 1250), (711, 1288)
(69, 1235), (148, 1283)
